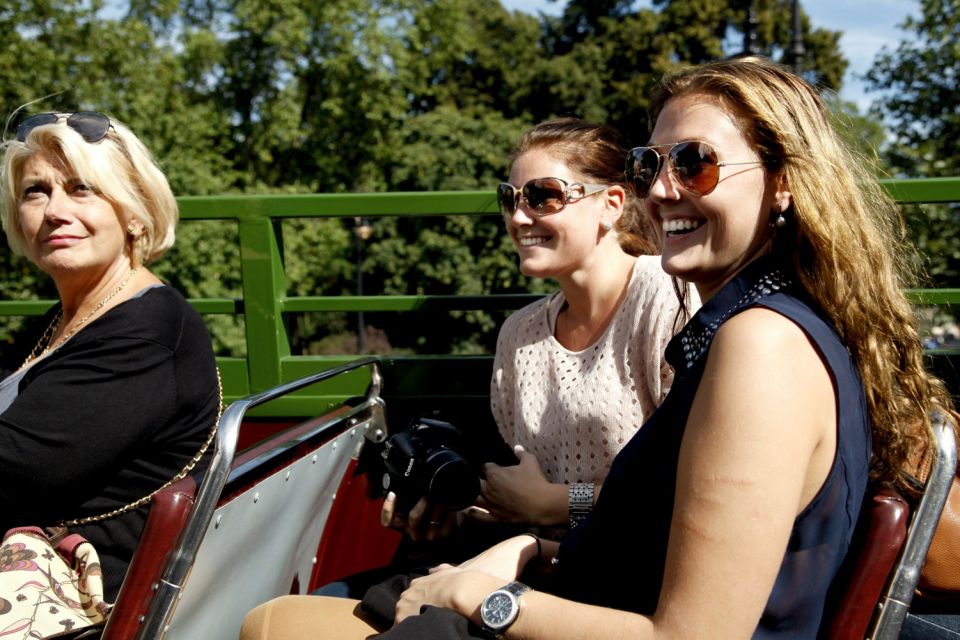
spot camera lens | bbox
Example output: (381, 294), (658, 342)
(424, 448), (480, 511)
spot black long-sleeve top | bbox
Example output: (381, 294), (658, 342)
(0, 285), (219, 599)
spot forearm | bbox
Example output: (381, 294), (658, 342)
(442, 572), (655, 640)
(506, 592), (654, 640)
(533, 482), (571, 526)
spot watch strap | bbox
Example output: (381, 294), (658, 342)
(568, 482), (594, 528)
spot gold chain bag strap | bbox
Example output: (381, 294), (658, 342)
(59, 369), (223, 527)
(0, 371), (222, 639)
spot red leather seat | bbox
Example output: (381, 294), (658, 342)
(102, 477), (198, 640)
(821, 484), (911, 639)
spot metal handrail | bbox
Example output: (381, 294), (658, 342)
(872, 411), (958, 639)
(132, 356), (383, 640)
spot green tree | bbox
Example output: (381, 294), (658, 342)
(866, 0), (960, 288)
(866, 0), (959, 178)
(0, 0), (858, 359)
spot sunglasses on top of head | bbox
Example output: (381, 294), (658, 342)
(15, 111), (113, 144)
(497, 177), (608, 219)
(625, 140), (765, 198)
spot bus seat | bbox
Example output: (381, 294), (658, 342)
(102, 477), (198, 640)
(108, 357), (385, 640)
(822, 485), (910, 639)
(823, 410), (958, 639)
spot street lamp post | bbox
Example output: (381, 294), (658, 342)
(353, 217), (373, 354)
(743, 1), (760, 56)
(790, 0), (805, 75)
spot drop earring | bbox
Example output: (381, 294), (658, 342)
(771, 204), (787, 229)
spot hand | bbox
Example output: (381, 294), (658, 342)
(395, 535), (539, 624)
(395, 566), (497, 624)
(469, 445), (562, 526)
(381, 492), (458, 542)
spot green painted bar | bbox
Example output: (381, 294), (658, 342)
(3, 179), (958, 416)
(0, 301), (56, 315)
(237, 217), (290, 391)
(282, 294), (546, 313)
(177, 191), (499, 220)
(880, 177), (960, 204)
(905, 289), (960, 305)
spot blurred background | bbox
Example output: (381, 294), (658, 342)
(0, 0), (956, 361)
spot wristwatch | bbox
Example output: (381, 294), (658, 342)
(480, 581), (530, 638)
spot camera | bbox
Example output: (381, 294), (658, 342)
(381, 417), (480, 513)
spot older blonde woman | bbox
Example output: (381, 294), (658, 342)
(0, 112), (219, 601)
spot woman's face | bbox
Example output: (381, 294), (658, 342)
(17, 151), (131, 283)
(644, 94), (787, 301)
(505, 150), (614, 279)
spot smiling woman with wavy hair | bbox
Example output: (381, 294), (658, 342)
(645, 55), (951, 487)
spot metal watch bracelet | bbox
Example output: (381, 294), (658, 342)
(568, 482), (594, 528)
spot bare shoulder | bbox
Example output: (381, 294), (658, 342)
(712, 306), (819, 361)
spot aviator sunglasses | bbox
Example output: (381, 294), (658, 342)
(15, 111), (113, 143)
(625, 140), (765, 198)
(497, 177), (608, 219)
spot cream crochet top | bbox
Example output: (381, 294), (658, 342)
(490, 255), (691, 485)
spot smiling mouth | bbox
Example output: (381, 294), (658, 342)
(518, 236), (549, 247)
(663, 219), (703, 236)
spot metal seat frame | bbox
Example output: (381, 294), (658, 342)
(128, 356), (385, 639)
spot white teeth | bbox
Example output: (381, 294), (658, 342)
(518, 236), (549, 247)
(663, 218), (703, 233)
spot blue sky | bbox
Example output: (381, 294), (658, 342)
(501, 0), (919, 111)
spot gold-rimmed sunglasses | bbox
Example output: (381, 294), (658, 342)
(626, 140), (765, 198)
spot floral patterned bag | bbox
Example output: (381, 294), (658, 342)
(0, 526), (109, 639)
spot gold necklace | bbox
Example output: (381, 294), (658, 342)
(21, 268), (140, 369)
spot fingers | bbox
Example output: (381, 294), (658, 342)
(406, 497), (430, 541)
(426, 504), (455, 541)
(381, 491), (398, 528)
(428, 563), (456, 574)
(463, 505), (497, 524)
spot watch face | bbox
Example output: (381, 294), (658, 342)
(482, 591), (517, 629)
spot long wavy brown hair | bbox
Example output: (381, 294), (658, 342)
(648, 56), (952, 488)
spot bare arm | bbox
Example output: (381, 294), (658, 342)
(400, 308), (837, 639)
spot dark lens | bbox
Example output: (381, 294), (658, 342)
(626, 148), (661, 198)
(424, 449), (480, 510)
(66, 112), (111, 143)
(524, 178), (566, 214)
(671, 141), (720, 196)
(497, 183), (518, 217)
(15, 113), (59, 142)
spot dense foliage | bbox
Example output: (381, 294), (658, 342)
(0, 0), (955, 361)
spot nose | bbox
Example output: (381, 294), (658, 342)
(43, 187), (70, 223)
(646, 158), (682, 203)
(508, 203), (536, 228)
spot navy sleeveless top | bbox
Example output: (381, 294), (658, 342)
(553, 256), (871, 638)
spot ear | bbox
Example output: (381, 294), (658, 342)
(773, 171), (792, 212)
(602, 185), (626, 222)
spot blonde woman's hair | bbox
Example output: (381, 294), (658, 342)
(1, 114), (177, 265)
(649, 56), (951, 488)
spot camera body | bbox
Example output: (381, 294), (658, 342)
(381, 417), (480, 513)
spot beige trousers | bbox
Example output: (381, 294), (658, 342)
(239, 595), (383, 640)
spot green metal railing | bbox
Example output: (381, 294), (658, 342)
(3, 178), (959, 414)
